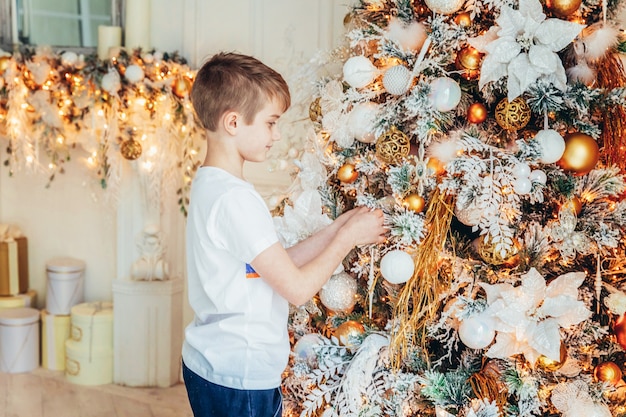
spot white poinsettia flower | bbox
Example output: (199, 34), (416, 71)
(468, 0), (585, 100)
(480, 268), (590, 364)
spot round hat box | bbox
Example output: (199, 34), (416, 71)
(0, 307), (40, 373)
(46, 257), (85, 315)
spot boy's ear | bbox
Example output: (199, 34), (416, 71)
(223, 111), (239, 135)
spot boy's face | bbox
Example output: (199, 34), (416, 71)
(235, 99), (284, 163)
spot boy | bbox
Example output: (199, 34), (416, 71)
(182, 52), (387, 417)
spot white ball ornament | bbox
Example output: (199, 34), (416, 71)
(125, 64), (145, 83)
(535, 129), (566, 164)
(319, 272), (358, 313)
(101, 69), (121, 94)
(61, 51), (78, 66)
(385, 18), (428, 52)
(513, 177), (532, 195)
(454, 203), (482, 227)
(529, 169), (547, 184)
(380, 250), (415, 284)
(343, 56), (378, 88)
(294, 333), (325, 362)
(383, 65), (413, 95)
(429, 77), (462, 112)
(348, 102), (380, 143)
(512, 162), (531, 179)
(424, 0), (465, 14)
(458, 315), (495, 349)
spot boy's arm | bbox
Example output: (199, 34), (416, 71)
(251, 207), (386, 306)
(285, 208), (358, 267)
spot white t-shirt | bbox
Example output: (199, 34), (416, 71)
(182, 166), (289, 390)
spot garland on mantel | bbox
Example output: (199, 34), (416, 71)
(0, 45), (203, 215)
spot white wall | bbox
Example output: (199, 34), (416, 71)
(0, 0), (350, 326)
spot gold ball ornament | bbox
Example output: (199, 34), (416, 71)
(455, 46), (483, 80)
(613, 313), (626, 350)
(337, 163), (358, 184)
(309, 97), (322, 122)
(594, 361), (623, 386)
(403, 193), (426, 213)
(546, 0), (582, 18)
(375, 126), (411, 165)
(424, 0), (465, 14)
(334, 320), (365, 349)
(427, 157), (446, 176)
(467, 102), (488, 124)
(475, 236), (520, 267)
(0, 56), (11, 74)
(120, 138), (143, 160)
(495, 97), (531, 131)
(536, 343), (567, 372)
(172, 77), (192, 98)
(454, 12), (472, 27)
(561, 196), (583, 215)
(556, 132), (599, 176)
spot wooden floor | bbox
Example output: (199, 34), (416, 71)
(0, 368), (193, 417)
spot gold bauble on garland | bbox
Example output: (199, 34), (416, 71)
(427, 157), (446, 176)
(309, 97), (322, 122)
(494, 97), (531, 131)
(467, 102), (488, 124)
(172, 77), (192, 98)
(546, 0), (582, 17)
(594, 361), (623, 386)
(556, 132), (599, 176)
(375, 126), (410, 165)
(455, 46), (483, 80)
(334, 320), (365, 349)
(613, 313), (626, 350)
(337, 162), (359, 183)
(0, 56), (11, 74)
(403, 193), (426, 213)
(120, 138), (143, 160)
(536, 343), (567, 371)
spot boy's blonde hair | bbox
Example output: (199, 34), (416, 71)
(191, 52), (291, 132)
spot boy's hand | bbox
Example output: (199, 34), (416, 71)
(341, 206), (387, 246)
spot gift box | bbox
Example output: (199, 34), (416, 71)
(46, 257), (85, 315)
(41, 310), (71, 371)
(65, 339), (113, 385)
(69, 301), (113, 349)
(0, 237), (29, 296)
(0, 307), (40, 373)
(0, 289), (37, 310)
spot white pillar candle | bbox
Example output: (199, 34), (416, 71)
(124, 0), (151, 51)
(98, 25), (122, 60)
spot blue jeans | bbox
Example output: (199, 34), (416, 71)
(182, 361), (282, 417)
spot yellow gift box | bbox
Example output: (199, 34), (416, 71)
(41, 310), (71, 371)
(0, 237), (29, 296)
(0, 289), (37, 310)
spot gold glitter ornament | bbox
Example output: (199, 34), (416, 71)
(309, 97), (322, 122)
(494, 97), (531, 131)
(120, 138), (143, 160)
(375, 126), (410, 165)
(475, 235), (520, 266)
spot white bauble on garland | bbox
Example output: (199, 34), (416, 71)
(61, 51), (78, 66)
(429, 77), (462, 112)
(380, 250), (415, 284)
(125, 64), (145, 83)
(343, 56), (378, 88)
(458, 315), (495, 349)
(535, 129), (566, 164)
(348, 102), (380, 143)
(101, 69), (121, 94)
(383, 65), (413, 95)
(424, 0), (465, 14)
(319, 271), (358, 312)
(454, 202), (482, 226)
(513, 177), (532, 195)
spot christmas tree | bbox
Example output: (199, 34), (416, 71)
(275, 0), (626, 415)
